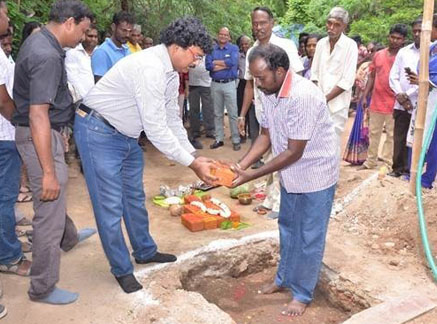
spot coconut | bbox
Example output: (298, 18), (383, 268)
(169, 204), (183, 217)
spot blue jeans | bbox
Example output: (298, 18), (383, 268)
(275, 184), (336, 304)
(74, 112), (157, 276)
(0, 140), (23, 264)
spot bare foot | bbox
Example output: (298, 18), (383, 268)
(281, 298), (307, 317)
(257, 282), (283, 295)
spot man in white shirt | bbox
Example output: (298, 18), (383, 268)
(74, 17), (216, 294)
(237, 6), (303, 219)
(65, 24), (98, 101)
(388, 18), (421, 177)
(311, 6), (358, 148)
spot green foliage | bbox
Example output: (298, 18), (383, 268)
(281, 0), (424, 44)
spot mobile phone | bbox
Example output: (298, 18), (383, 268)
(404, 67), (412, 75)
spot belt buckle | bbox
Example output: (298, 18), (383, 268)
(76, 109), (87, 118)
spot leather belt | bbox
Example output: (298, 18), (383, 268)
(14, 122), (64, 132)
(212, 79), (235, 84)
(77, 104), (115, 130)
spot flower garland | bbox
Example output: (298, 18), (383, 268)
(190, 198), (231, 218)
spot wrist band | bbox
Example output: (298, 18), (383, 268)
(238, 116), (245, 120)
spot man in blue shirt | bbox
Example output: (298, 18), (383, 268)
(206, 27), (241, 151)
(91, 11), (133, 82)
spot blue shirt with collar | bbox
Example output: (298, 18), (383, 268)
(205, 42), (239, 81)
(91, 38), (131, 77)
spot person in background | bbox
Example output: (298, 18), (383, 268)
(188, 56), (215, 149)
(311, 6), (358, 150)
(302, 34), (320, 80)
(91, 11), (134, 82)
(206, 27), (241, 151)
(298, 32), (309, 57)
(236, 35), (251, 143)
(358, 24), (407, 171)
(0, 0), (32, 289)
(65, 24), (99, 101)
(353, 35), (369, 67)
(127, 24), (142, 53)
(20, 21), (41, 45)
(178, 71), (189, 118)
(142, 36), (153, 48)
(388, 18), (421, 177)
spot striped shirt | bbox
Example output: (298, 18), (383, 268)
(83, 44), (195, 167)
(260, 71), (339, 193)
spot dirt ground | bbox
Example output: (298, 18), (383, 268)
(188, 266), (350, 324)
(3, 116), (437, 324)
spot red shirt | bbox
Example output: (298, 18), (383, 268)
(369, 48), (397, 114)
(178, 72), (188, 95)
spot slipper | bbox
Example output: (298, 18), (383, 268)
(16, 193), (32, 203)
(16, 217), (32, 227)
(252, 205), (271, 215)
(19, 185), (32, 194)
(0, 256), (31, 276)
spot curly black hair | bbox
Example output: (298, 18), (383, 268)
(159, 17), (213, 54)
(248, 44), (290, 71)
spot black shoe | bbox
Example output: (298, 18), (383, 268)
(115, 274), (143, 294)
(0, 304), (7, 319)
(135, 252), (177, 264)
(388, 171), (402, 178)
(205, 134), (215, 139)
(240, 136), (247, 144)
(210, 141), (224, 149)
(233, 143), (241, 151)
(190, 139), (203, 149)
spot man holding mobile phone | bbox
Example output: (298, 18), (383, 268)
(388, 18), (421, 177)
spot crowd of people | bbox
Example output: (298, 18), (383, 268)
(0, 0), (435, 320)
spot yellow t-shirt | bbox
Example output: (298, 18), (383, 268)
(127, 41), (142, 53)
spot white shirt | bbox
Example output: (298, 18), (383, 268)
(389, 43), (420, 112)
(65, 43), (95, 101)
(311, 33), (358, 114)
(83, 44), (195, 167)
(0, 49), (15, 141)
(245, 33), (304, 121)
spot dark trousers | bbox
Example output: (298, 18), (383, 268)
(392, 110), (412, 174)
(15, 127), (78, 299)
(188, 85), (215, 138)
(237, 79), (259, 143)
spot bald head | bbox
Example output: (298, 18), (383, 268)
(218, 27), (230, 46)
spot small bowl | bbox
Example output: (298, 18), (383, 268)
(238, 193), (252, 205)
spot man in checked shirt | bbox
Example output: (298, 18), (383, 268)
(230, 44), (339, 317)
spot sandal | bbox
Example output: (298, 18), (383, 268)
(0, 256), (31, 276)
(21, 241), (32, 253)
(252, 205), (271, 215)
(16, 193), (32, 203)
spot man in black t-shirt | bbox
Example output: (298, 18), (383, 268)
(12, 0), (95, 305)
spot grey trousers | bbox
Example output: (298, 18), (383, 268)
(211, 80), (240, 144)
(188, 86), (215, 138)
(15, 126), (78, 299)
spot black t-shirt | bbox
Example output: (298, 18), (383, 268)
(12, 27), (74, 127)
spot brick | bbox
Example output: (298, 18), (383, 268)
(203, 216), (218, 230)
(181, 213), (204, 232)
(210, 163), (235, 187)
(184, 195), (201, 204)
(230, 211), (240, 222)
(183, 204), (201, 215)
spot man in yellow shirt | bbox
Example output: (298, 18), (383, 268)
(127, 24), (142, 53)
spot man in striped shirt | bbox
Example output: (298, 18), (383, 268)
(231, 44), (338, 317)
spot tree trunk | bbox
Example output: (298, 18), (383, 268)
(410, 0), (435, 194)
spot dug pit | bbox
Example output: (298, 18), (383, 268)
(134, 234), (377, 324)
